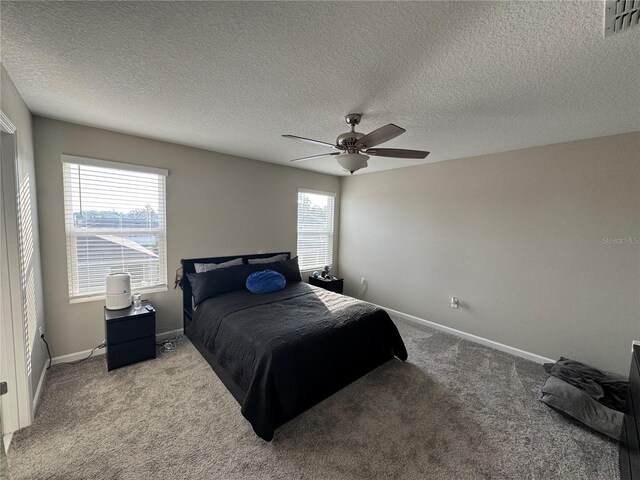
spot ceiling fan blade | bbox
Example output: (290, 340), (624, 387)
(365, 148), (430, 159)
(290, 152), (340, 163)
(356, 124), (406, 148)
(282, 135), (341, 150)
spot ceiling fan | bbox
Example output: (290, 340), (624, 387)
(283, 113), (429, 174)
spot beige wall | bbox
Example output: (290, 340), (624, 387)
(33, 117), (340, 357)
(1, 64), (46, 397)
(339, 132), (640, 375)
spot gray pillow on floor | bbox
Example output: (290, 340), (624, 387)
(540, 375), (624, 440)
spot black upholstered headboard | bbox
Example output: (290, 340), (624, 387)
(180, 252), (290, 332)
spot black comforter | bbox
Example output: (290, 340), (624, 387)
(189, 282), (407, 440)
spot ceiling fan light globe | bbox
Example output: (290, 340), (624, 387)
(337, 153), (369, 174)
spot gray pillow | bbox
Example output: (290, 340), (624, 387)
(255, 256), (302, 283)
(248, 254), (288, 265)
(194, 257), (243, 273)
(540, 375), (624, 440)
(187, 263), (255, 306)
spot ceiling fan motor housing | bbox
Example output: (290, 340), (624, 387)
(336, 131), (364, 151)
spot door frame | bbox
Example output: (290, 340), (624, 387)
(0, 109), (33, 436)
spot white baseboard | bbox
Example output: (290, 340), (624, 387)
(3, 432), (13, 453)
(51, 347), (106, 365)
(156, 328), (184, 341)
(32, 360), (48, 416)
(50, 329), (184, 365)
(378, 304), (555, 365)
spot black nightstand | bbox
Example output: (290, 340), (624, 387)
(104, 303), (156, 371)
(309, 275), (344, 294)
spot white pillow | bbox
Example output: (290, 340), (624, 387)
(194, 257), (243, 273)
(248, 254), (289, 265)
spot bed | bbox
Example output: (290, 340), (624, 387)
(180, 252), (407, 441)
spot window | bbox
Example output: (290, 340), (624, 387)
(297, 189), (335, 271)
(62, 155), (168, 302)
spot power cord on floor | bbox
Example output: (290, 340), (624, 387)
(156, 332), (183, 355)
(41, 334), (106, 370)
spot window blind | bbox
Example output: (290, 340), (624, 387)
(62, 156), (168, 301)
(297, 189), (335, 271)
(17, 174), (36, 375)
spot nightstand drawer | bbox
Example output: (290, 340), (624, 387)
(106, 314), (155, 345)
(107, 335), (156, 371)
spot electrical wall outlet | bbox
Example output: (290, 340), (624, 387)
(39, 325), (44, 337)
(360, 277), (367, 285)
(450, 297), (459, 308)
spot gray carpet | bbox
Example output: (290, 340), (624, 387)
(7, 317), (619, 479)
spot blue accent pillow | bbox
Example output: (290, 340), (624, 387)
(246, 270), (286, 294)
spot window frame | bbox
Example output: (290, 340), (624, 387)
(61, 155), (168, 303)
(296, 188), (336, 272)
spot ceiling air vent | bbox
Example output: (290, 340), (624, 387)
(604, 0), (640, 37)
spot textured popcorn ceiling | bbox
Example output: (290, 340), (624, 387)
(1, 1), (639, 176)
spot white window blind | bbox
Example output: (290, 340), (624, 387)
(17, 174), (36, 375)
(62, 155), (168, 301)
(297, 189), (335, 271)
